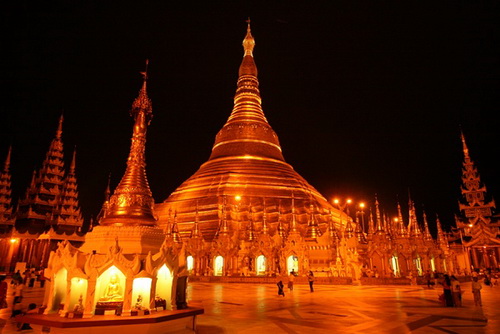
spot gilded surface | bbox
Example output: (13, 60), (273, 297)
(159, 23), (336, 240)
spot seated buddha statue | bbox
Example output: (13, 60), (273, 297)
(99, 274), (123, 302)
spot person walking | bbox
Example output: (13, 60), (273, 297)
(38, 267), (46, 288)
(472, 276), (482, 307)
(288, 271), (295, 292)
(450, 275), (462, 307)
(441, 274), (454, 307)
(424, 270), (433, 289)
(307, 271), (315, 292)
(0, 276), (8, 309)
(277, 280), (285, 297)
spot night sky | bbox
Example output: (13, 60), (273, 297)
(1, 1), (499, 234)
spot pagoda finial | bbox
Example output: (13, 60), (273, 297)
(70, 146), (77, 173)
(100, 63), (156, 226)
(3, 146), (11, 172)
(56, 114), (63, 139)
(243, 18), (255, 57)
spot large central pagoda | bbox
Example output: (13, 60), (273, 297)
(157, 22), (337, 240)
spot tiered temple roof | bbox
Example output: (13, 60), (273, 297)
(0, 147), (14, 230)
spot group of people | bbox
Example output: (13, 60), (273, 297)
(276, 270), (315, 296)
(0, 274), (38, 331)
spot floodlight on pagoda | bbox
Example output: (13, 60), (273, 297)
(235, 195), (242, 202)
(9, 238), (17, 244)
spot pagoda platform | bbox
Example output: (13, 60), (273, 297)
(16, 306), (204, 334)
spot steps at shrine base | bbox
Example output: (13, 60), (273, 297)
(17, 306), (204, 334)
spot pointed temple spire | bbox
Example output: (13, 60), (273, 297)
(53, 147), (83, 227)
(161, 21), (334, 241)
(261, 197), (270, 235)
(191, 202), (203, 239)
(329, 211), (340, 241)
(16, 116), (66, 229)
(436, 214), (448, 248)
(209, 20), (284, 161)
(100, 61), (156, 226)
(367, 207), (375, 238)
(422, 210), (433, 241)
(247, 203), (256, 241)
(304, 201), (321, 240)
(408, 191), (422, 238)
(172, 211), (182, 243)
(215, 196), (231, 238)
(276, 200), (287, 238)
(374, 195), (384, 235)
(396, 201), (408, 237)
(0, 147), (13, 225)
(289, 193), (300, 235)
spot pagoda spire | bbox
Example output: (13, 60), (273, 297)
(215, 196), (230, 238)
(3, 146), (11, 172)
(276, 200), (287, 238)
(329, 211), (340, 241)
(53, 147), (83, 228)
(304, 201), (321, 240)
(100, 61), (156, 226)
(0, 147), (13, 225)
(422, 209), (433, 241)
(171, 211), (182, 243)
(408, 191), (421, 238)
(289, 193), (300, 235)
(15, 116), (66, 228)
(191, 201), (203, 239)
(367, 207), (375, 237)
(396, 201), (408, 237)
(261, 197), (270, 235)
(436, 214), (448, 248)
(375, 195), (384, 234)
(247, 203), (256, 241)
(209, 19), (284, 161)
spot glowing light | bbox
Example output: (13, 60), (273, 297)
(235, 195), (242, 202)
(394, 218), (399, 223)
(359, 203), (365, 209)
(9, 238), (17, 244)
(469, 224), (473, 227)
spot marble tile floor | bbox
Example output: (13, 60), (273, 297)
(0, 280), (498, 333)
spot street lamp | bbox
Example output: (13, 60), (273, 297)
(356, 202), (366, 233)
(333, 198), (352, 232)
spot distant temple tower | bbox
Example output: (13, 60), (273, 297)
(454, 131), (499, 270)
(157, 21), (337, 243)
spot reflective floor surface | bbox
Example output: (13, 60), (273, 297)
(1, 280), (498, 333)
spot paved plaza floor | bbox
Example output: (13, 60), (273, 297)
(0, 280), (498, 333)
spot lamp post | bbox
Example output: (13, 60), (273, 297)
(333, 198), (352, 237)
(356, 202), (366, 233)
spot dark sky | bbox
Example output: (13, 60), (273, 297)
(1, 1), (499, 233)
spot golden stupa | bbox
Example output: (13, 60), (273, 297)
(156, 22), (335, 240)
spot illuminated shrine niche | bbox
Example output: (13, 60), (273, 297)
(132, 278), (152, 310)
(52, 268), (68, 311)
(186, 255), (194, 273)
(430, 257), (436, 272)
(95, 266), (125, 305)
(287, 255), (298, 274)
(371, 253), (383, 276)
(214, 256), (224, 276)
(414, 257), (423, 276)
(69, 277), (88, 311)
(390, 256), (400, 277)
(256, 255), (266, 275)
(398, 254), (408, 275)
(155, 264), (173, 310)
